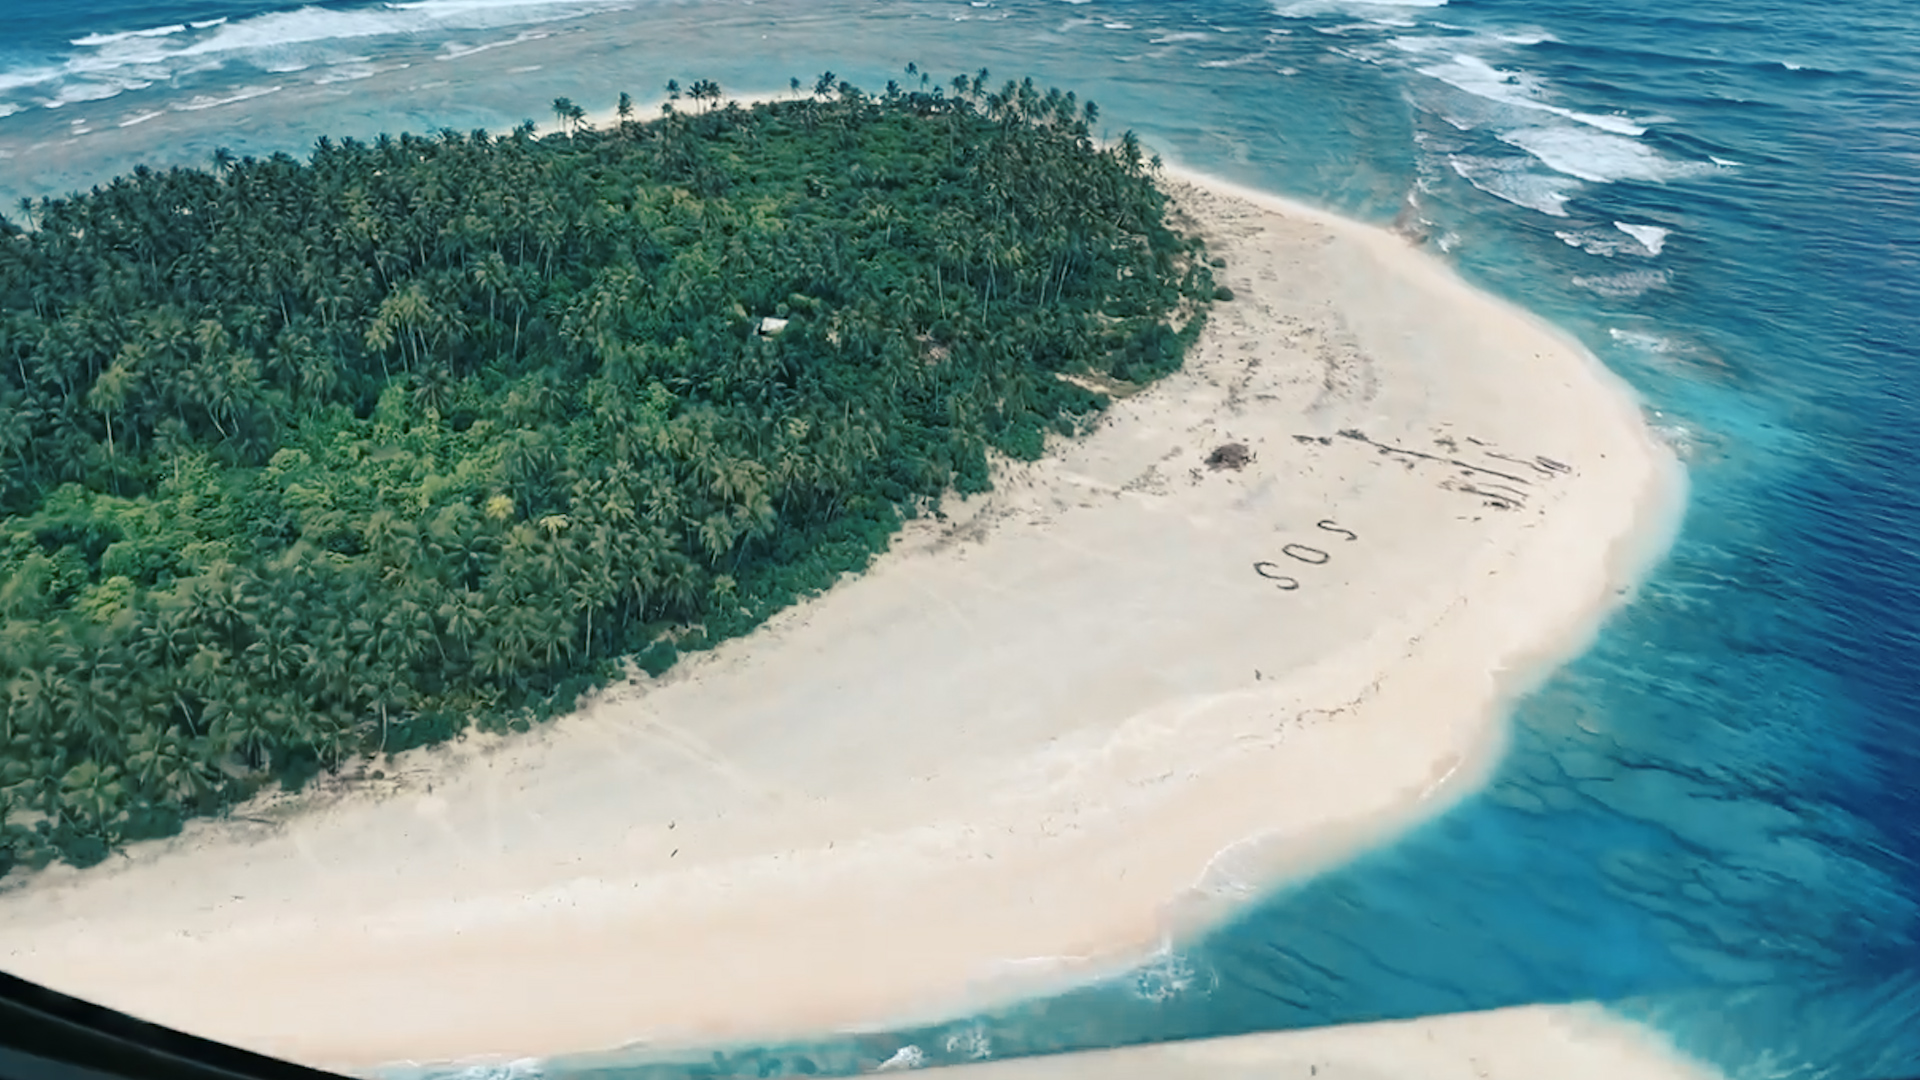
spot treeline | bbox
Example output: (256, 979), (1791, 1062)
(0, 71), (1214, 872)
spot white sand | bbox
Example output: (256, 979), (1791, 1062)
(916, 1004), (1721, 1080)
(0, 173), (1680, 1073)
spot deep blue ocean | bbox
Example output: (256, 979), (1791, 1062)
(3, 0), (1917, 1077)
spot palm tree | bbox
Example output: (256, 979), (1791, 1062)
(411, 364), (456, 417)
(437, 589), (486, 657)
(59, 761), (125, 836)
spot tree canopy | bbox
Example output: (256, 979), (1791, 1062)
(0, 73), (1215, 873)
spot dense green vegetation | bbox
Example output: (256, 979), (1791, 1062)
(0, 72), (1214, 873)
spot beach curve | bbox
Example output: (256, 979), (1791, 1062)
(0, 170), (1682, 1072)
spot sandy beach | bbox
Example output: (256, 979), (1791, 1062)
(0, 171), (1680, 1072)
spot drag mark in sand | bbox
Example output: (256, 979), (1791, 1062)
(1301, 427), (1577, 512)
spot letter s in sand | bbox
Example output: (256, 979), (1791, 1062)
(1253, 562), (1300, 590)
(1316, 519), (1357, 542)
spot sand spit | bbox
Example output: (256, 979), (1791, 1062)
(916, 1004), (1723, 1080)
(0, 172), (1679, 1071)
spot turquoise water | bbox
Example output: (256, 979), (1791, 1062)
(5, 0), (1917, 1076)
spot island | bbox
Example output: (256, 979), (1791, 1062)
(0, 76), (1679, 1074)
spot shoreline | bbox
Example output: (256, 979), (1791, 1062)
(916, 1003), (1722, 1080)
(0, 168), (1681, 1072)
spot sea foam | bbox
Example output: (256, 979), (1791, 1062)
(875, 1046), (927, 1071)
(1499, 125), (1705, 184)
(1556, 222), (1671, 257)
(70, 24), (188, 47)
(172, 84), (283, 111)
(1614, 221), (1671, 255)
(1572, 268), (1671, 297)
(11, 0), (622, 113)
(43, 79), (152, 108)
(1199, 50), (1275, 68)
(1449, 154), (1581, 216)
(1414, 53), (1649, 135)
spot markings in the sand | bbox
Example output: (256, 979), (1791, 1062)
(1282, 543), (1329, 565)
(1255, 519), (1354, 591)
(1253, 562), (1301, 590)
(1299, 428), (1574, 511)
(1317, 518), (1358, 542)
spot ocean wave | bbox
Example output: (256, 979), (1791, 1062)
(1554, 229), (1625, 257)
(1150, 31), (1213, 43)
(1608, 327), (1675, 353)
(1413, 53), (1650, 135)
(388, 0), (621, 10)
(1499, 124), (1707, 183)
(1650, 419), (1696, 460)
(1765, 58), (1846, 75)
(1448, 154), (1581, 216)
(1555, 221), (1671, 257)
(117, 109), (167, 127)
(0, 104), (20, 120)
(439, 30), (553, 61)
(5, 0), (622, 112)
(0, 65), (66, 95)
(71, 24), (189, 47)
(1572, 268), (1671, 297)
(1614, 221), (1671, 254)
(312, 63), (408, 85)
(172, 83), (283, 111)
(1199, 50), (1276, 68)
(1426, 21), (1560, 45)
(1277, 0), (1448, 16)
(1388, 34), (1455, 54)
(1328, 44), (1384, 64)
(174, 6), (509, 58)
(44, 78), (153, 108)
(1607, 327), (1726, 378)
